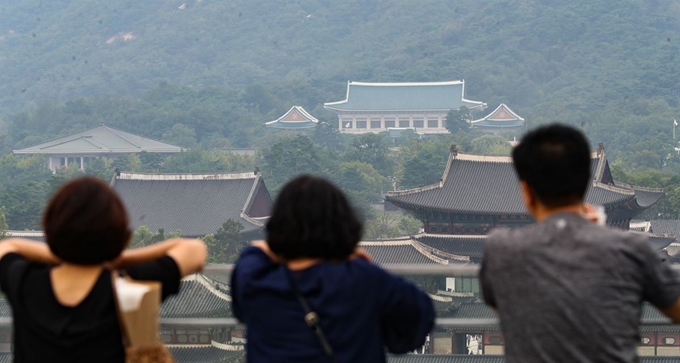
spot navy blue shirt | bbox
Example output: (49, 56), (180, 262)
(231, 247), (435, 363)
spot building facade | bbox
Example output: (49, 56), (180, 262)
(324, 81), (486, 135)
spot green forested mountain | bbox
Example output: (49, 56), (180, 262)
(2, 0), (680, 115)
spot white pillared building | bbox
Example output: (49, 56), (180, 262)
(323, 81), (486, 135)
(13, 125), (182, 172)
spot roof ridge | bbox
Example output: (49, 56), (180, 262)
(102, 125), (142, 148)
(350, 80), (465, 86)
(190, 274), (232, 302)
(409, 240), (451, 264)
(116, 172), (257, 181)
(471, 103), (525, 123)
(412, 239), (471, 262)
(415, 233), (487, 239)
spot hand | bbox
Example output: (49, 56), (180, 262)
(582, 203), (606, 225)
(350, 247), (372, 262)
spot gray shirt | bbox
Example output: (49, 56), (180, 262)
(480, 212), (680, 363)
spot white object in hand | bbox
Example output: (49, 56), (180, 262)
(115, 277), (151, 312)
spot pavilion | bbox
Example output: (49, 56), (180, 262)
(265, 106), (318, 129)
(324, 81), (486, 135)
(470, 103), (525, 132)
(13, 124), (182, 172)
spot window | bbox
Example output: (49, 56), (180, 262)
(664, 337), (676, 345)
(428, 119), (439, 128)
(641, 337), (651, 345)
(398, 118), (410, 127)
(370, 119), (381, 128)
(385, 118), (396, 128)
(356, 120), (367, 128)
(413, 118), (424, 128)
(430, 226), (438, 233)
(341, 118), (352, 128)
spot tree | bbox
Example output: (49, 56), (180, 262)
(398, 141), (450, 189)
(313, 119), (345, 151)
(259, 134), (329, 192)
(162, 123), (198, 148)
(204, 219), (245, 263)
(445, 106), (471, 134)
(470, 134), (511, 155)
(343, 133), (395, 176)
(132, 226), (182, 248)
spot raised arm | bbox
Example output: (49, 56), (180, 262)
(0, 238), (60, 265)
(116, 238), (207, 277)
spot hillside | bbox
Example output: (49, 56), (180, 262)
(1, 0), (680, 116)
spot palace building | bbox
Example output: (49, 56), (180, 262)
(13, 124), (182, 172)
(324, 81), (486, 135)
(385, 144), (664, 234)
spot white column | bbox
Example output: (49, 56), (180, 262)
(63, 157), (67, 167)
(80, 156), (84, 170)
(48, 157), (53, 172)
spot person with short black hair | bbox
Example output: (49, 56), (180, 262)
(0, 176), (207, 363)
(480, 124), (680, 363)
(231, 175), (435, 363)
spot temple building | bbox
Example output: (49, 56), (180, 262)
(13, 125), (182, 172)
(111, 171), (272, 240)
(470, 104), (525, 132)
(385, 144), (664, 234)
(324, 81), (486, 135)
(265, 106), (318, 129)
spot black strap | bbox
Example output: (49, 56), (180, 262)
(285, 269), (335, 363)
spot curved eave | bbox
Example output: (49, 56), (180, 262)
(470, 120), (525, 128)
(265, 122), (317, 129)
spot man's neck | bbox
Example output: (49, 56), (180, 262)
(532, 203), (584, 222)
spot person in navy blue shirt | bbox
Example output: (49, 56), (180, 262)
(231, 175), (435, 363)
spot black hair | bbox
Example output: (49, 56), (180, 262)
(43, 176), (131, 265)
(266, 175), (362, 260)
(512, 124), (591, 208)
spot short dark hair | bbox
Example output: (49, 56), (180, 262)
(266, 175), (362, 260)
(512, 124), (592, 208)
(43, 176), (131, 265)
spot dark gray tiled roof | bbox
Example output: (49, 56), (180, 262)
(414, 235), (486, 258)
(635, 189), (666, 208)
(450, 302), (497, 320)
(168, 346), (244, 363)
(0, 354), (10, 363)
(388, 356), (680, 363)
(388, 354), (504, 363)
(112, 173), (271, 237)
(650, 220), (680, 240)
(360, 240), (447, 265)
(161, 276), (231, 318)
(0, 300), (11, 318)
(386, 154), (642, 215)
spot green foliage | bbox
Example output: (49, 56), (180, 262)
(343, 134), (395, 176)
(259, 134), (328, 192)
(203, 219), (245, 263)
(470, 134), (512, 155)
(132, 226), (182, 248)
(445, 107), (471, 134)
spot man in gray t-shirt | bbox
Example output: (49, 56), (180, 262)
(479, 124), (680, 363)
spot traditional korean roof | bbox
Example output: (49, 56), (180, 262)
(388, 356), (680, 363)
(324, 81), (485, 112)
(4, 230), (44, 242)
(388, 355), (505, 363)
(359, 238), (452, 265)
(386, 147), (661, 216)
(167, 342), (244, 363)
(414, 234), (487, 259)
(161, 274), (231, 318)
(650, 220), (680, 240)
(0, 354), (10, 363)
(0, 300), (11, 318)
(112, 172), (272, 238)
(471, 103), (525, 129)
(13, 125), (182, 155)
(450, 302), (497, 321)
(265, 106), (318, 129)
